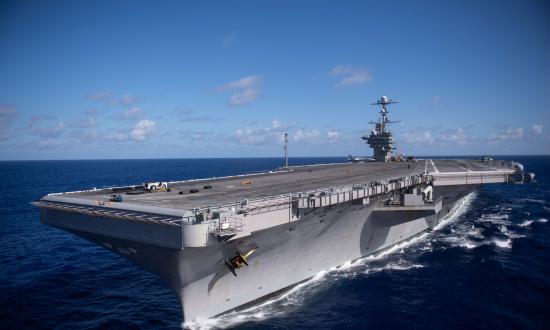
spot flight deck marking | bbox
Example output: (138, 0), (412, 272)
(429, 159), (440, 173)
(476, 164), (507, 172)
(450, 161), (472, 172)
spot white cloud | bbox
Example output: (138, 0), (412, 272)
(112, 94), (137, 106)
(0, 130), (12, 141)
(401, 127), (474, 146)
(130, 120), (156, 141)
(87, 91), (111, 102)
(293, 129), (320, 143)
(217, 76), (261, 90)
(83, 108), (105, 116)
(402, 129), (434, 145)
(116, 107), (143, 120)
(229, 88), (260, 106)
(190, 131), (207, 141)
(488, 125), (548, 143)
(175, 109), (219, 122)
(330, 65), (372, 87)
(422, 95), (451, 111)
(27, 114), (56, 128)
(234, 120), (352, 146)
(221, 32), (237, 47)
(216, 75), (262, 106)
(179, 130), (226, 143)
(30, 122), (65, 138)
(439, 127), (468, 145)
(0, 104), (17, 128)
(327, 130), (340, 141)
(88, 92), (138, 107)
(490, 127), (525, 141)
(235, 119), (289, 145)
(69, 117), (96, 128)
(68, 128), (99, 142)
(106, 132), (130, 141)
(399, 124), (542, 148)
(532, 124), (543, 135)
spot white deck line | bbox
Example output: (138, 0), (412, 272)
(429, 159), (440, 173)
(431, 170), (514, 176)
(449, 161), (473, 172)
(476, 164), (508, 172)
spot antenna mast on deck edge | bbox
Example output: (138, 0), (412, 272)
(284, 132), (289, 168)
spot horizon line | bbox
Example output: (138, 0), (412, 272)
(1, 154), (549, 162)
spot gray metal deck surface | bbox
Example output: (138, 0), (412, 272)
(55, 159), (511, 211)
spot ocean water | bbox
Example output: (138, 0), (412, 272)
(0, 156), (549, 329)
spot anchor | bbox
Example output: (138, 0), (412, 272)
(225, 248), (257, 276)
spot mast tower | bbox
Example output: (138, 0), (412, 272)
(284, 132), (289, 168)
(362, 95), (400, 162)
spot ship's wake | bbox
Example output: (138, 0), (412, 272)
(182, 191), (546, 330)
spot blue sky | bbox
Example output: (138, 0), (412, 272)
(0, 0), (548, 160)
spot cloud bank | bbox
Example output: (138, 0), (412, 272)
(216, 75), (262, 106)
(330, 65), (372, 87)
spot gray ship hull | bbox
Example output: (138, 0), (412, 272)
(40, 184), (476, 321)
(34, 96), (534, 323)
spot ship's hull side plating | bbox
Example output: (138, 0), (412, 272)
(40, 184), (476, 321)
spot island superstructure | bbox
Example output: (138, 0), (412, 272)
(364, 95), (399, 162)
(34, 96), (534, 322)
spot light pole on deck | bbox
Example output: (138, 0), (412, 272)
(284, 132), (288, 169)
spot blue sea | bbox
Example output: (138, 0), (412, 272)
(1, 156), (549, 329)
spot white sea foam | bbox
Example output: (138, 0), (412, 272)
(433, 191), (532, 252)
(465, 225), (484, 239)
(499, 225), (509, 234)
(491, 238), (512, 249)
(366, 262), (424, 273)
(419, 242), (432, 251)
(538, 218), (548, 223)
(183, 270), (330, 329)
(522, 198), (546, 205)
(518, 220), (534, 227)
(478, 213), (510, 226)
(433, 192), (477, 231)
(339, 260), (352, 271)
(457, 237), (513, 250)
(459, 240), (479, 249)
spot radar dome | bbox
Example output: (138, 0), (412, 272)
(381, 96), (388, 103)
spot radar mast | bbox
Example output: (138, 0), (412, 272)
(362, 95), (400, 162)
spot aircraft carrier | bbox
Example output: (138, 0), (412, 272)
(34, 96), (535, 322)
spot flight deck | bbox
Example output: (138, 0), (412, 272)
(47, 159), (514, 211)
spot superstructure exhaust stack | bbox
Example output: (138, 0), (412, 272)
(363, 95), (400, 162)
